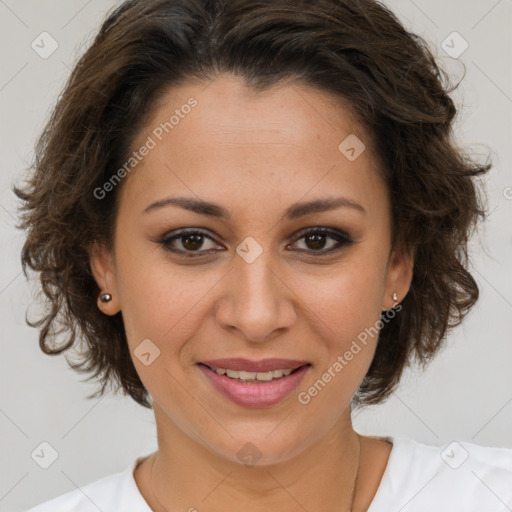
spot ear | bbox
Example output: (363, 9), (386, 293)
(89, 242), (121, 315)
(382, 245), (414, 310)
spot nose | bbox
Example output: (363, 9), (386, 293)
(215, 248), (297, 343)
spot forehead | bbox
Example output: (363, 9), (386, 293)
(144, 73), (371, 152)
(117, 73), (386, 221)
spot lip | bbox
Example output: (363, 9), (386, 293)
(197, 362), (311, 407)
(199, 358), (310, 372)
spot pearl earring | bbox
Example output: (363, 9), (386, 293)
(100, 293), (112, 303)
(382, 292), (400, 312)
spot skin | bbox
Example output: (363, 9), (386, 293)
(90, 73), (413, 511)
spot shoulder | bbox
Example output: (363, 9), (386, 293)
(369, 437), (512, 512)
(25, 456), (151, 512)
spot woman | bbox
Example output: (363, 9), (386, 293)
(15, 0), (511, 510)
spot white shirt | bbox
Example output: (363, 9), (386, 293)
(26, 437), (512, 511)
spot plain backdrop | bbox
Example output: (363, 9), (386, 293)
(0, 1), (511, 510)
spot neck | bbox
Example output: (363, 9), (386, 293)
(144, 405), (362, 512)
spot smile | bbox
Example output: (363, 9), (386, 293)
(197, 362), (311, 407)
(209, 366), (295, 381)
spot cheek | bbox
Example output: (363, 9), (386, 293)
(300, 253), (387, 337)
(114, 261), (208, 405)
(293, 251), (388, 390)
(114, 226), (200, 335)
(293, 269), (384, 417)
(114, 246), (224, 382)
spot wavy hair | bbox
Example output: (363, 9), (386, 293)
(13, 0), (490, 408)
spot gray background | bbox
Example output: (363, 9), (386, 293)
(0, 1), (511, 510)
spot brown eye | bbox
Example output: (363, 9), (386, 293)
(158, 229), (222, 256)
(181, 233), (206, 251)
(158, 227), (353, 258)
(303, 232), (330, 250)
(290, 228), (353, 254)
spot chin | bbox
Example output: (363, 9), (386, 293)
(203, 428), (314, 468)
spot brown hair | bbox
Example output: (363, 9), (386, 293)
(13, 0), (489, 408)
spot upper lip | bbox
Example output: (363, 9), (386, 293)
(199, 358), (310, 372)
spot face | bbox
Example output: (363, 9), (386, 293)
(91, 73), (413, 466)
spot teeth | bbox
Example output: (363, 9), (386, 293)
(213, 367), (294, 381)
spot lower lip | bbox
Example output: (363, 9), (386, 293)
(197, 363), (311, 407)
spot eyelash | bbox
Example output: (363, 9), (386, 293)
(157, 227), (354, 258)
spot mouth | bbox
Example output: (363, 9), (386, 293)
(198, 362), (310, 382)
(196, 359), (312, 407)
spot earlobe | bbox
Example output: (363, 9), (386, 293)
(382, 247), (414, 311)
(89, 242), (121, 315)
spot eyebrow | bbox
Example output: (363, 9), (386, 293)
(143, 195), (366, 219)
